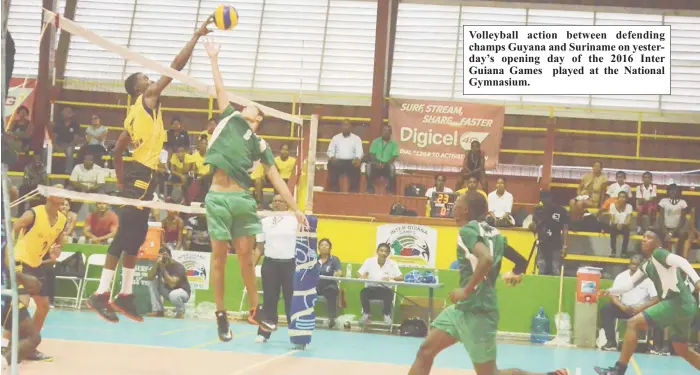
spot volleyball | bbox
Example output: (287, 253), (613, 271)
(213, 5), (239, 31)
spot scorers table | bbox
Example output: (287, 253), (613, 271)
(319, 276), (444, 323)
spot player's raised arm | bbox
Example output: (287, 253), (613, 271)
(145, 18), (213, 101)
(203, 38), (228, 113)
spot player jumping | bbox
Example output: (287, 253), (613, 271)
(87, 18), (213, 322)
(408, 192), (568, 375)
(202, 38), (307, 342)
(595, 230), (700, 374)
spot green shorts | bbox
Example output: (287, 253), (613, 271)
(643, 296), (697, 342)
(430, 304), (498, 364)
(205, 191), (261, 241)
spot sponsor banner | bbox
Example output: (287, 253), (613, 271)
(376, 224), (438, 268)
(4, 78), (37, 129)
(388, 98), (505, 169)
(171, 250), (211, 290)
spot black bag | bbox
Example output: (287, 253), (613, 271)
(390, 203), (407, 216)
(404, 184), (426, 197)
(400, 318), (428, 337)
(54, 252), (86, 278)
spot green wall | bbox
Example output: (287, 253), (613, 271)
(58, 244), (612, 333)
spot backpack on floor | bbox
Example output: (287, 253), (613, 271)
(400, 318), (428, 337)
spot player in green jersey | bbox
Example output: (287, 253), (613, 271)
(203, 39), (308, 342)
(595, 230), (700, 374)
(409, 191), (569, 375)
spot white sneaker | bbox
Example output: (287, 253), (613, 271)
(359, 314), (370, 325)
(255, 335), (267, 343)
(384, 315), (392, 325)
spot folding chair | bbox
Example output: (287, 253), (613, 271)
(615, 318), (649, 345)
(76, 253), (117, 309)
(366, 285), (398, 333)
(238, 265), (263, 312)
(53, 251), (86, 309)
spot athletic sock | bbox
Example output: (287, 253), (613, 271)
(615, 362), (628, 374)
(119, 267), (135, 295)
(94, 268), (116, 295)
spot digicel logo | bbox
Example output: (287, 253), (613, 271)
(400, 128), (489, 150)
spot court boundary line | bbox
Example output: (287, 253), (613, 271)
(159, 324), (210, 336)
(630, 356), (643, 375)
(227, 349), (299, 375)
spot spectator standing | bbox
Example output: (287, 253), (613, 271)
(69, 154), (105, 194)
(19, 154), (47, 211)
(165, 117), (190, 152)
(609, 191), (633, 257)
(146, 247), (191, 319)
(78, 202), (118, 245)
(602, 171), (631, 210)
(487, 177), (514, 227)
(635, 172), (658, 234)
(317, 238), (342, 329)
(570, 160), (607, 210)
(456, 140), (488, 192)
(326, 120), (363, 193)
(455, 176), (487, 198)
(531, 191), (569, 275)
(357, 243), (403, 325)
(658, 184), (689, 253)
(252, 195), (298, 342)
(52, 106), (81, 174)
(8, 105), (33, 153)
(366, 125), (399, 194)
(599, 255), (660, 352)
(82, 114), (108, 163)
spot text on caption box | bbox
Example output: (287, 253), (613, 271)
(462, 25), (671, 96)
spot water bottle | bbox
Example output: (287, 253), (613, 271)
(346, 263), (353, 278)
(530, 307), (551, 344)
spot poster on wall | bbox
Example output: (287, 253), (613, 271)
(171, 250), (211, 290)
(388, 98), (505, 169)
(4, 78), (36, 129)
(376, 224), (438, 268)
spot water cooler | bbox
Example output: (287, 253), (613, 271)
(573, 267), (601, 348)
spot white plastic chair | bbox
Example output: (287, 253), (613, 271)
(238, 265), (263, 312)
(76, 253), (117, 309)
(53, 251), (86, 309)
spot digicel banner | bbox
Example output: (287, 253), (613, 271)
(388, 99), (505, 169)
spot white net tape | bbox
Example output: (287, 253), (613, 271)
(32, 185), (294, 217)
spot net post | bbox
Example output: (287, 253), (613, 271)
(304, 115), (319, 213)
(1, 165), (20, 375)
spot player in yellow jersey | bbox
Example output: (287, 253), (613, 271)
(87, 18), (213, 323)
(10, 185), (66, 362)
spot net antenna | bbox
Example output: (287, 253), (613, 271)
(41, 9), (303, 125)
(296, 40), (318, 213)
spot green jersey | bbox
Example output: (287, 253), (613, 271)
(205, 105), (275, 189)
(641, 248), (695, 303)
(369, 137), (399, 163)
(455, 220), (506, 312)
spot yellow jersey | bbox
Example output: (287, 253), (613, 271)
(15, 205), (66, 268)
(169, 153), (193, 175)
(125, 95), (166, 170)
(274, 156), (296, 179)
(189, 151), (211, 176)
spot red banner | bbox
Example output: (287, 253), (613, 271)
(388, 99), (505, 169)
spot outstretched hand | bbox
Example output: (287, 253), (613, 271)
(197, 16), (214, 37)
(295, 209), (309, 230)
(203, 37), (220, 58)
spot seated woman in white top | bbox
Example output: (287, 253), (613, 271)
(487, 177), (514, 227)
(609, 191), (633, 257)
(357, 243), (403, 325)
(658, 183), (689, 252)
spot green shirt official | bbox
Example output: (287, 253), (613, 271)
(369, 137), (399, 163)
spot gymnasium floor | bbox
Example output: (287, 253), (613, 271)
(14, 310), (697, 375)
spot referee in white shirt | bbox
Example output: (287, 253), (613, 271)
(253, 195), (298, 342)
(327, 120), (363, 193)
(600, 255), (661, 351)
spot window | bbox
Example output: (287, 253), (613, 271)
(253, 0), (328, 91)
(662, 16), (700, 112)
(65, 0), (136, 80)
(320, 0), (377, 94)
(391, 3), (460, 98)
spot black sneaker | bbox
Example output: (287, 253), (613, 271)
(216, 311), (232, 342)
(594, 366), (621, 375)
(328, 318), (336, 330)
(26, 350), (53, 362)
(110, 294), (143, 322)
(601, 343), (618, 351)
(259, 319), (276, 332)
(87, 292), (119, 323)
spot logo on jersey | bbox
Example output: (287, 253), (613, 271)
(376, 224), (438, 268)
